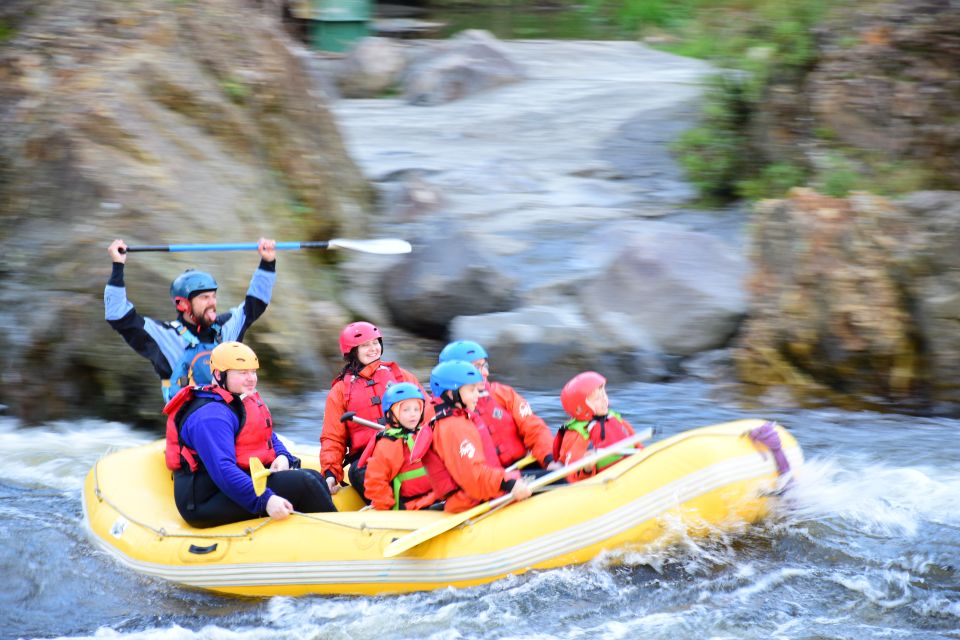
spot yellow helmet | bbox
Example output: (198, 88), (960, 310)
(210, 342), (260, 372)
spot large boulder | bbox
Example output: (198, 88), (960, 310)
(734, 188), (960, 415)
(382, 228), (520, 338)
(581, 223), (748, 355)
(335, 37), (408, 98)
(450, 305), (672, 390)
(402, 30), (526, 106)
(0, 0), (371, 424)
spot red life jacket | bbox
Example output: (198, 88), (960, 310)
(410, 407), (503, 502)
(337, 361), (405, 455)
(357, 427), (433, 505)
(468, 409), (505, 471)
(551, 411), (633, 465)
(163, 385), (277, 472)
(409, 420), (460, 500)
(476, 382), (528, 467)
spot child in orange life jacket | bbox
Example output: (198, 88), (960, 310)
(438, 340), (558, 472)
(553, 371), (639, 483)
(356, 383), (436, 511)
(414, 360), (533, 513)
(320, 321), (433, 502)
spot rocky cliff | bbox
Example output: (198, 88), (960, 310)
(754, 0), (960, 192)
(735, 189), (960, 415)
(734, 0), (960, 414)
(0, 0), (371, 424)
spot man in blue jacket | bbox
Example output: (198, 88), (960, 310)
(165, 341), (336, 528)
(105, 237), (276, 402)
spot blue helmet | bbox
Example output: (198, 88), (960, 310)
(430, 360), (483, 397)
(170, 269), (218, 300)
(438, 340), (488, 364)
(383, 382), (426, 416)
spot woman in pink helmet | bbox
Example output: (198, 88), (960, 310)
(320, 321), (433, 500)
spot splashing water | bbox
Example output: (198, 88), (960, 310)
(2, 380), (959, 640)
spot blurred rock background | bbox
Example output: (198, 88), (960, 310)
(0, 0), (370, 424)
(1, 0), (958, 424)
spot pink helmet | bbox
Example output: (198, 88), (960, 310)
(560, 371), (607, 421)
(339, 321), (382, 356)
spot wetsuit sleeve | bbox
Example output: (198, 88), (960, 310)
(104, 262), (179, 380)
(219, 260), (276, 342)
(493, 383), (555, 465)
(364, 439), (403, 510)
(434, 417), (506, 502)
(182, 403), (273, 514)
(319, 380), (349, 483)
(271, 433), (300, 468)
(401, 369), (436, 423)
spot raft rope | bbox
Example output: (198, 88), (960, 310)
(92, 424), (792, 539)
(466, 422), (795, 528)
(92, 458), (417, 539)
(92, 459), (269, 539)
(290, 510), (419, 532)
(589, 422), (795, 485)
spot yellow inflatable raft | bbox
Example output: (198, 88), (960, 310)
(82, 418), (802, 597)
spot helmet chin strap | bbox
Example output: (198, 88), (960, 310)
(213, 370), (234, 393)
(442, 389), (464, 408)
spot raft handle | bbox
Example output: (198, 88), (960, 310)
(188, 543), (219, 555)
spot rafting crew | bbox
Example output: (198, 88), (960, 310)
(439, 340), (559, 474)
(410, 360), (533, 513)
(356, 382), (437, 511)
(164, 342), (336, 528)
(319, 321), (433, 503)
(104, 237), (278, 402)
(553, 371), (639, 483)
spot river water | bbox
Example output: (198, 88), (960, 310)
(3, 378), (959, 640)
(5, 30), (958, 640)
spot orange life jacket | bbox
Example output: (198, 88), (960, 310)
(163, 385), (277, 472)
(412, 422), (459, 501)
(411, 406), (503, 502)
(357, 426), (433, 506)
(468, 408), (504, 471)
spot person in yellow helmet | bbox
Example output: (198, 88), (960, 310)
(163, 341), (336, 528)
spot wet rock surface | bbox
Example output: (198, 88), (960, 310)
(735, 188), (960, 415)
(330, 38), (743, 383)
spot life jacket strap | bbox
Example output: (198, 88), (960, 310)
(392, 466), (428, 510)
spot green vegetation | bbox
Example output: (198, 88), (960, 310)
(633, 0), (840, 203)
(432, 1), (856, 202)
(0, 19), (17, 43)
(220, 77), (249, 105)
(429, 1), (936, 202)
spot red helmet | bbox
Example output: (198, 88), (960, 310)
(339, 321), (382, 356)
(561, 371), (607, 421)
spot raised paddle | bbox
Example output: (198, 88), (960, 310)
(118, 238), (412, 255)
(382, 428), (654, 558)
(340, 412), (536, 473)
